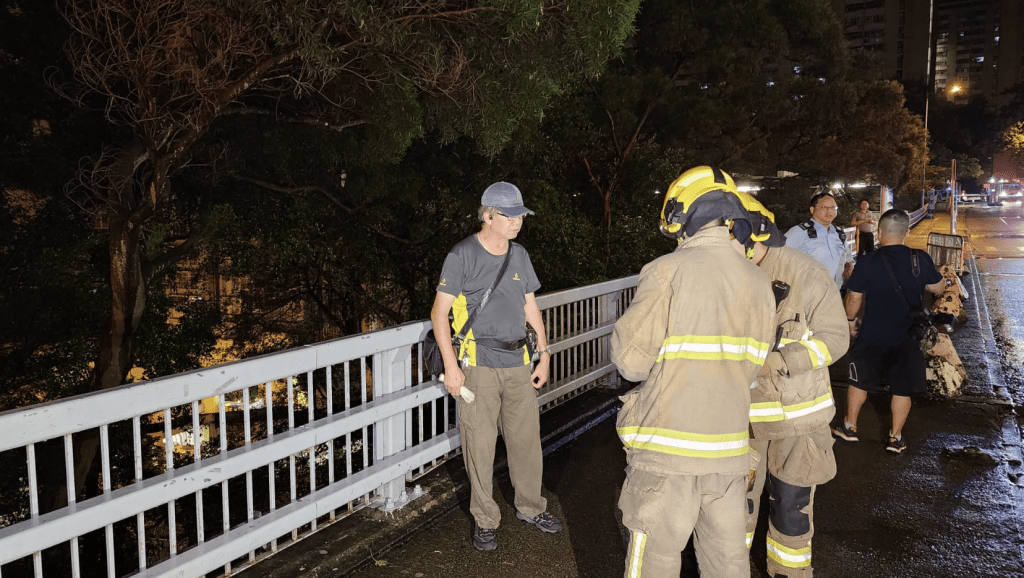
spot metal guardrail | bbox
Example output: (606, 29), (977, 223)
(909, 204), (927, 227)
(0, 276), (638, 578)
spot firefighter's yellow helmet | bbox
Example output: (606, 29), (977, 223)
(659, 166), (785, 248)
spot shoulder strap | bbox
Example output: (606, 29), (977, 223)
(455, 245), (513, 341)
(879, 252), (919, 314)
(836, 227), (846, 243)
(911, 249), (920, 277)
(798, 220), (817, 239)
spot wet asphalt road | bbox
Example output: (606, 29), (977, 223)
(343, 205), (1024, 578)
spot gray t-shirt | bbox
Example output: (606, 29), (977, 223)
(437, 235), (541, 368)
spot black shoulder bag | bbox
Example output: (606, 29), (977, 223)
(423, 247), (512, 376)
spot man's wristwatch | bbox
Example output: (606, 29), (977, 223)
(538, 348), (551, 357)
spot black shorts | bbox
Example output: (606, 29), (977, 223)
(847, 340), (927, 396)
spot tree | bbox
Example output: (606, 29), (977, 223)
(57, 0), (639, 393)
(810, 80), (929, 198)
(543, 0), (848, 230)
(1001, 120), (1024, 167)
(45, 0), (639, 507)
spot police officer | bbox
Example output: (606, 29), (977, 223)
(785, 193), (854, 289)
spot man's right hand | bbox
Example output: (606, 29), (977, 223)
(443, 364), (465, 396)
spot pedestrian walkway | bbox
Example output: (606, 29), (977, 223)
(250, 206), (1024, 578)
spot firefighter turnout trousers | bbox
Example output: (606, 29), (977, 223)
(620, 469), (749, 578)
(745, 431), (835, 578)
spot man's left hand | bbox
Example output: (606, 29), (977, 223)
(531, 356), (550, 389)
(843, 262), (854, 281)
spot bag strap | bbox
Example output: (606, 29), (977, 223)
(454, 244), (513, 342)
(879, 251), (921, 314)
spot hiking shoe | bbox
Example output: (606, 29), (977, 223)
(885, 436), (907, 454)
(831, 422), (859, 442)
(472, 523), (497, 551)
(516, 510), (563, 534)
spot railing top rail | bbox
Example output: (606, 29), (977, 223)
(535, 275), (638, 308)
(0, 275), (639, 453)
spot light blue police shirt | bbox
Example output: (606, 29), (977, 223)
(784, 219), (854, 288)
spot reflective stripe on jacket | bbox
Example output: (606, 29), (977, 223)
(751, 247), (850, 439)
(612, 227), (776, 476)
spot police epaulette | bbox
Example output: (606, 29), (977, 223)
(798, 220), (817, 239)
(800, 219), (845, 243)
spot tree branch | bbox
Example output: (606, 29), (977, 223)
(233, 175), (414, 244)
(220, 106), (368, 132)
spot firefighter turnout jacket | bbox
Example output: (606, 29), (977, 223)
(751, 247), (849, 439)
(612, 227), (777, 476)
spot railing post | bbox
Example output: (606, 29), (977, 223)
(374, 346), (411, 506)
(599, 292), (621, 388)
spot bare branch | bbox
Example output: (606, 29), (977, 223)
(233, 175), (414, 244)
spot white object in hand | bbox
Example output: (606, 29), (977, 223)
(438, 374), (474, 402)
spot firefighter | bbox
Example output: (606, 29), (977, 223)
(745, 238), (850, 577)
(613, 166), (783, 578)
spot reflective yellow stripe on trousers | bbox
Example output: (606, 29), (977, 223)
(617, 427), (749, 458)
(657, 335), (770, 365)
(749, 391), (834, 423)
(626, 530), (647, 577)
(767, 537), (812, 568)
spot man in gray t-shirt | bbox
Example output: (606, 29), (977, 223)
(430, 182), (561, 552)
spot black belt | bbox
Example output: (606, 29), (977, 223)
(474, 337), (528, 351)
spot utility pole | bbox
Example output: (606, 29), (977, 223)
(922, 0), (935, 195)
(950, 157), (957, 235)
(922, 93), (930, 194)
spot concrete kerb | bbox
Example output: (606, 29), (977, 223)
(965, 246), (1014, 405)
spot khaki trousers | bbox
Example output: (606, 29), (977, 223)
(619, 469), (749, 578)
(458, 364), (546, 529)
(745, 431), (836, 578)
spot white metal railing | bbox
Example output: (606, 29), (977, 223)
(0, 276), (638, 578)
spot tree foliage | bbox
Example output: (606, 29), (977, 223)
(537, 0), (849, 230)
(55, 0), (640, 390)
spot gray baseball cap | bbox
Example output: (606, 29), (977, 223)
(481, 182), (535, 217)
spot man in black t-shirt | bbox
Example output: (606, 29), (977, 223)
(832, 210), (946, 454)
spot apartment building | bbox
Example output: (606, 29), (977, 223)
(932, 0), (1023, 107)
(833, 0), (935, 83)
(833, 0), (1023, 107)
